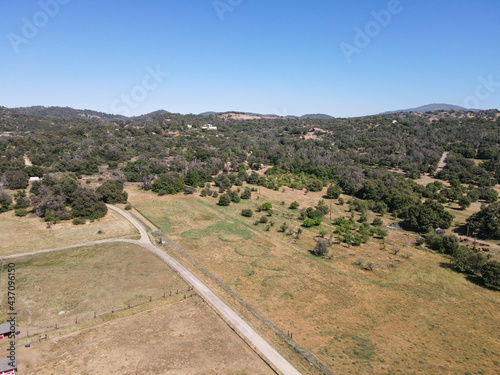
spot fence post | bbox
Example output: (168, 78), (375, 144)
(94, 312), (96, 319)
(150, 296), (152, 302)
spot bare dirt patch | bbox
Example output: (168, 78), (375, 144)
(1, 243), (186, 329)
(17, 297), (274, 375)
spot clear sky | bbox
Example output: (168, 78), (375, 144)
(1, 0), (499, 117)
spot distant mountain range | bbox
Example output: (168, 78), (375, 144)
(200, 111), (335, 119)
(381, 103), (480, 114)
(10, 106), (128, 122)
(5, 103), (491, 122)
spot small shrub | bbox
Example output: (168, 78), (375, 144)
(14, 208), (28, 217)
(218, 194), (231, 206)
(258, 202), (272, 211)
(289, 201), (300, 210)
(372, 217), (383, 227)
(241, 209), (253, 217)
(260, 215), (269, 224)
(390, 247), (400, 255)
(402, 251), (413, 259)
(365, 262), (375, 271)
(125, 204), (132, 210)
(158, 189), (167, 196)
(72, 217), (85, 225)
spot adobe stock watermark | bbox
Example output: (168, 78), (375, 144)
(7, 0), (72, 54)
(463, 75), (500, 109)
(213, 0), (243, 21)
(111, 65), (169, 117)
(340, 0), (404, 64)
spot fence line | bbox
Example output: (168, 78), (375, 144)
(23, 286), (197, 340)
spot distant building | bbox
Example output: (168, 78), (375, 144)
(201, 124), (217, 130)
(0, 358), (16, 374)
(186, 124), (192, 128)
(29, 177), (41, 182)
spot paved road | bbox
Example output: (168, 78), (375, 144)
(3, 205), (302, 375)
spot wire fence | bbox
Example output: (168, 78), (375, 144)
(23, 286), (197, 342)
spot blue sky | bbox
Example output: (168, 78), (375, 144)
(1, 0), (499, 117)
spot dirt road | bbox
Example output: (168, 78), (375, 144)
(2, 205), (303, 375)
(435, 151), (449, 174)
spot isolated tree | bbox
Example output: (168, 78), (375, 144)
(313, 238), (328, 257)
(241, 188), (252, 199)
(241, 209), (253, 217)
(289, 201), (300, 210)
(218, 193), (231, 206)
(326, 184), (341, 199)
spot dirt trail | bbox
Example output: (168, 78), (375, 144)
(435, 151), (449, 174)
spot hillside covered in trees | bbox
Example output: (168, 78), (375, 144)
(0, 107), (499, 224)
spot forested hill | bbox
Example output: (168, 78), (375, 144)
(1, 106), (500, 238)
(9, 106), (128, 122)
(0, 107), (498, 185)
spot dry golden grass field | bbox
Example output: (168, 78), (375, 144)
(0, 209), (139, 256)
(15, 296), (274, 375)
(0, 243), (186, 330)
(127, 184), (500, 375)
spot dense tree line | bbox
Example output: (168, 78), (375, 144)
(1, 108), (499, 236)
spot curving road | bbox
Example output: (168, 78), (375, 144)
(3, 205), (302, 375)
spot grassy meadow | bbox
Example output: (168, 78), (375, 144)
(0, 242), (187, 329)
(0, 208), (139, 256)
(127, 184), (500, 375)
